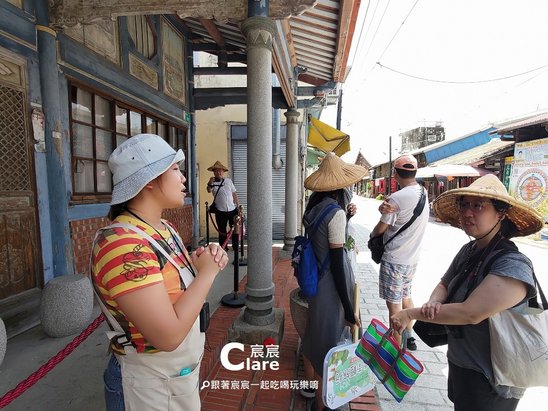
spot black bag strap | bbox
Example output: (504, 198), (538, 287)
(308, 203), (340, 238)
(446, 235), (507, 303)
(306, 203), (340, 274)
(472, 239), (547, 310)
(383, 187), (427, 247)
(211, 178), (225, 203)
(531, 271), (548, 310)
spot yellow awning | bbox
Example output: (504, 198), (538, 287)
(308, 117), (350, 157)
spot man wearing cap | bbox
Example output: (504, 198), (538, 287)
(206, 161), (240, 251)
(370, 154), (429, 350)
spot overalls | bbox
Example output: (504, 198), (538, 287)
(92, 222), (205, 410)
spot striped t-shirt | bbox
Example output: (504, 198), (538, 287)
(92, 213), (192, 353)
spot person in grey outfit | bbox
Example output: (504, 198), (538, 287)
(391, 175), (543, 411)
(300, 152), (367, 411)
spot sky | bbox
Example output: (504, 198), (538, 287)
(321, 0), (548, 165)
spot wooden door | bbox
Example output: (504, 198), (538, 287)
(0, 57), (42, 300)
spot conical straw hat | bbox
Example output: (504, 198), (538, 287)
(207, 160), (229, 171)
(304, 152), (367, 192)
(433, 174), (543, 237)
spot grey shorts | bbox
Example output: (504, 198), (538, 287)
(379, 260), (417, 303)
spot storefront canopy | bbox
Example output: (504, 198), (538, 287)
(308, 117), (350, 156)
(416, 164), (493, 178)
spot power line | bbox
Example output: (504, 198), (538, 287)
(358, 0), (420, 87)
(348, 0), (371, 70)
(516, 65), (548, 87)
(352, 0), (381, 70)
(359, 0), (392, 68)
(377, 62), (548, 84)
(376, 0), (420, 62)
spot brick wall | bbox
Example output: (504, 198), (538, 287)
(70, 205), (194, 276)
(70, 216), (110, 276)
(162, 204), (193, 246)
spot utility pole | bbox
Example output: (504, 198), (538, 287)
(336, 88), (343, 130)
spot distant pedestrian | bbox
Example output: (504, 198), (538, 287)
(391, 174), (543, 410)
(206, 160), (240, 250)
(370, 154), (429, 350)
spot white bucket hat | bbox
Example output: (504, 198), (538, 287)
(108, 133), (185, 205)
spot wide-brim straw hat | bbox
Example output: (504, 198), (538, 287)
(207, 160), (228, 171)
(109, 134), (185, 205)
(433, 174), (543, 237)
(304, 152), (367, 192)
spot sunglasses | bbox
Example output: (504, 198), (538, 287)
(457, 200), (490, 213)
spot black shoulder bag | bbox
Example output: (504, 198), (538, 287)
(368, 188), (426, 264)
(208, 178), (224, 214)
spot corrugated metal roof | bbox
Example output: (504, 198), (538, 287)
(492, 112), (548, 134)
(370, 128), (495, 168)
(289, 0), (341, 82)
(407, 126), (494, 157)
(185, 0), (360, 105)
(422, 129), (494, 164)
(431, 139), (514, 167)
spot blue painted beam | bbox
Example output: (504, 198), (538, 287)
(0, 2), (36, 50)
(57, 34), (189, 125)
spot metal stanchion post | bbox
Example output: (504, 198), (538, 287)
(205, 201), (210, 246)
(238, 205), (247, 266)
(221, 215), (246, 307)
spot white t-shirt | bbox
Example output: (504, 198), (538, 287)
(328, 209), (346, 244)
(211, 178), (237, 212)
(380, 184), (429, 265)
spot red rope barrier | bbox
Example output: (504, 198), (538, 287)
(221, 227), (234, 250)
(207, 208), (221, 234)
(0, 314), (105, 409)
(208, 207), (241, 250)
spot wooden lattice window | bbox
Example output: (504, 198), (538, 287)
(0, 83), (30, 191)
(69, 83), (189, 201)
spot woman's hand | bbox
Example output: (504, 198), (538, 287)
(421, 301), (442, 320)
(192, 244), (229, 272)
(390, 310), (412, 334)
(345, 313), (361, 328)
(346, 203), (357, 218)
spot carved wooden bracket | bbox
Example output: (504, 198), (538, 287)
(49, 0), (317, 26)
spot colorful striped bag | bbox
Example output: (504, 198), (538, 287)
(355, 319), (424, 402)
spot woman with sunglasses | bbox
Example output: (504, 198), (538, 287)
(391, 174), (543, 410)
